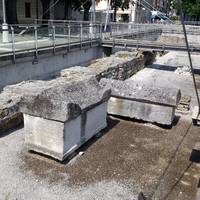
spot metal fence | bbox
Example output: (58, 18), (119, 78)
(0, 22), (101, 63)
(1, 20), (200, 63)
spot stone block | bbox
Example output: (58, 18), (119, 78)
(108, 97), (175, 125)
(24, 103), (108, 161)
(84, 102), (107, 140)
(100, 78), (181, 125)
(192, 106), (200, 126)
(21, 77), (110, 161)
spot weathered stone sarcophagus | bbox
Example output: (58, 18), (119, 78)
(20, 77), (110, 161)
(100, 78), (181, 125)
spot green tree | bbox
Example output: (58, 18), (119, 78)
(111, 0), (130, 22)
(70, 0), (92, 21)
(172, 0), (200, 17)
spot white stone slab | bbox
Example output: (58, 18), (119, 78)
(24, 114), (65, 157)
(108, 97), (175, 125)
(84, 102), (107, 140)
(24, 103), (108, 161)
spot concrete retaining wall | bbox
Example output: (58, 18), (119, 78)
(0, 47), (102, 88)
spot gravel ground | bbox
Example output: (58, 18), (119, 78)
(0, 127), (139, 200)
(0, 116), (199, 200)
(154, 51), (200, 71)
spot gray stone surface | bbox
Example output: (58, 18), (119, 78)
(60, 66), (96, 80)
(20, 77), (110, 122)
(100, 78), (181, 125)
(100, 78), (181, 106)
(16, 77), (111, 160)
(0, 86), (23, 133)
(24, 102), (108, 161)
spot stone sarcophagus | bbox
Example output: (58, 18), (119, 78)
(100, 78), (181, 125)
(20, 78), (110, 161)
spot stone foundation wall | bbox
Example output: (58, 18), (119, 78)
(88, 51), (145, 81)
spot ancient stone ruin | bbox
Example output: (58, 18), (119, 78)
(0, 50), (145, 134)
(0, 50), (182, 160)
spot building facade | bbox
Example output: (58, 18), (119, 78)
(95, 0), (153, 23)
(153, 0), (170, 14)
(0, 0), (83, 24)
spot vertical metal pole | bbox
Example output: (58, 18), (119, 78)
(80, 23), (83, 48)
(104, 0), (111, 32)
(36, 0), (39, 23)
(52, 25), (56, 54)
(34, 26), (38, 60)
(110, 23), (112, 37)
(90, 24), (93, 46)
(68, 24), (71, 51)
(2, 0), (6, 24)
(178, 0), (200, 117)
(2, 0), (9, 43)
(100, 23), (102, 42)
(92, 0), (96, 25)
(11, 27), (16, 64)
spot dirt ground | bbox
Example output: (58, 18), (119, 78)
(17, 115), (199, 200)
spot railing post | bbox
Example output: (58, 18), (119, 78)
(100, 23), (103, 42)
(34, 26), (38, 60)
(90, 24), (93, 46)
(11, 26), (16, 64)
(110, 23), (112, 37)
(52, 25), (56, 55)
(80, 23), (83, 48)
(68, 24), (71, 51)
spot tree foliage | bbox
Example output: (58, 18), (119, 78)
(172, 0), (200, 16)
(111, 0), (130, 21)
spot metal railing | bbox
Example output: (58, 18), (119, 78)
(0, 23), (101, 63)
(1, 20), (200, 63)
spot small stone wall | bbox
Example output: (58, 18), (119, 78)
(88, 51), (145, 81)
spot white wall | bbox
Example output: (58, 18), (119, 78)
(0, 0), (43, 24)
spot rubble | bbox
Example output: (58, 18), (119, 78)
(175, 66), (191, 76)
(0, 87), (23, 133)
(100, 78), (181, 125)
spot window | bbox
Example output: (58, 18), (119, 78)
(25, 2), (31, 18)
